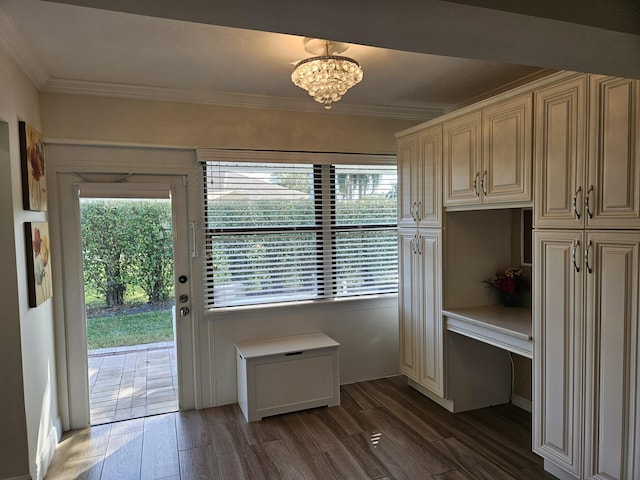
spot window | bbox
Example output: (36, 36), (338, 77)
(202, 157), (397, 309)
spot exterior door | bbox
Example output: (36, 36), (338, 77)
(56, 174), (195, 428)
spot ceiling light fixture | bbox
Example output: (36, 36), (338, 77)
(291, 38), (363, 110)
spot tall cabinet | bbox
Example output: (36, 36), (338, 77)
(397, 125), (445, 399)
(398, 71), (640, 480)
(533, 74), (640, 480)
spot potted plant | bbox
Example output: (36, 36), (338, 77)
(484, 266), (528, 307)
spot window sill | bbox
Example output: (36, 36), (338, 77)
(204, 293), (398, 319)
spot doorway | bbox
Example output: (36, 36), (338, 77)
(55, 173), (196, 429)
(80, 196), (177, 425)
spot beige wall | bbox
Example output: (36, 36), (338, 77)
(41, 95), (412, 417)
(0, 48), (60, 480)
(40, 93), (417, 153)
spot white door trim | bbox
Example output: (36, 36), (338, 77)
(48, 144), (205, 430)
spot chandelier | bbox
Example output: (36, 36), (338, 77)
(291, 38), (363, 110)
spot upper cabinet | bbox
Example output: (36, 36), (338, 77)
(397, 125), (442, 228)
(534, 75), (587, 228)
(443, 94), (532, 208)
(586, 75), (640, 229)
(443, 111), (482, 206)
(535, 74), (640, 229)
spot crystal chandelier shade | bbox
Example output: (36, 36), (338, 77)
(291, 41), (363, 110)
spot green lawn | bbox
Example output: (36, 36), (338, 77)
(86, 309), (174, 350)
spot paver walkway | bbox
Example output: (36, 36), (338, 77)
(88, 341), (177, 425)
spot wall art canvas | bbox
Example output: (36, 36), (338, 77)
(19, 121), (47, 211)
(25, 222), (53, 307)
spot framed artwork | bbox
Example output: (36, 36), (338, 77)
(25, 222), (53, 307)
(19, 120), (47, 211)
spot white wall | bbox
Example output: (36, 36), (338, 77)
(206, 297), (399, 406)
(0, 48), (60, 480)
(42, 95), (407, 415)
(39, 92), (417, 153)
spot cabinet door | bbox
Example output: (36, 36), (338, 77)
(443, 111), (482, 206)
(417, 126), (442, 227)
(482, 94), (533, 204)
(583, 231), (640, 480)
(417, 230), (444, 396)
(533, 230), (584, 477)
(534, 75), (587, 228)
(398, 230), (420, 381)
(398, 133), (420, 228)
(587, 76), (640, 229)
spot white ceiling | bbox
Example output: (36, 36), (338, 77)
(1, 0), (638, 120)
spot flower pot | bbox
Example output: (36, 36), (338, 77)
(500, 292), (522, 308)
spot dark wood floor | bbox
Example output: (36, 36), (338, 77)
(45, 375), (555, 479)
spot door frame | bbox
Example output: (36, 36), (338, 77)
(48, 145), (204, 430)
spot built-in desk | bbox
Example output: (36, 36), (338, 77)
(443, 305), (532, 358)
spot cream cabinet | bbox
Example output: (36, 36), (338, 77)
(533, 230), (584, 477)
(398, 228), (444, 397)
(583, 231), (640, 480)
(444, 94), (532, 207)
(586, 76), (640, 229)
(534, 230), (640, 480)
(534, 75), (587, 228)
(443, 110), (482, 206)
(535, 75), (640, 229)
(397, 126), (442, 228)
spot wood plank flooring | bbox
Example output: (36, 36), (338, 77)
(45, 376), (555, 479)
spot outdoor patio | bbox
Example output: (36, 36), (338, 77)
(88, 341), (177, 425)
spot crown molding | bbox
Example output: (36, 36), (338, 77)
(41, 78), (444, 121)
(0, 8), (49, 88)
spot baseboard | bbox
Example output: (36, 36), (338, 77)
(544, 459), (579, 480)
(511, 394), (532, 412)
(34, 416), (62, 480)
(407, 378), (455, 412)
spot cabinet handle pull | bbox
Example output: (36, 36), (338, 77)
(416, 201), (421, 222)
(481, 170), (488, 196)
(410, 202), (416, 222)
(572, 186), (582, 219)
(411, 236), (416, 255)
(415, 236), (421, 256)
(584, 240), (593, 274)
(585, 185), (594, 219)
(473, 172), (480, 196)
(572, 239), (581, 273)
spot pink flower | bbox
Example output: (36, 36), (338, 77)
(32, 228), (42, 256)
(496, 277), (516, 294)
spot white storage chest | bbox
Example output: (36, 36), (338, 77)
(235, 332), (340, 422)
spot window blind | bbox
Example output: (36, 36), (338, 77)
(202, 160), (397, 309)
